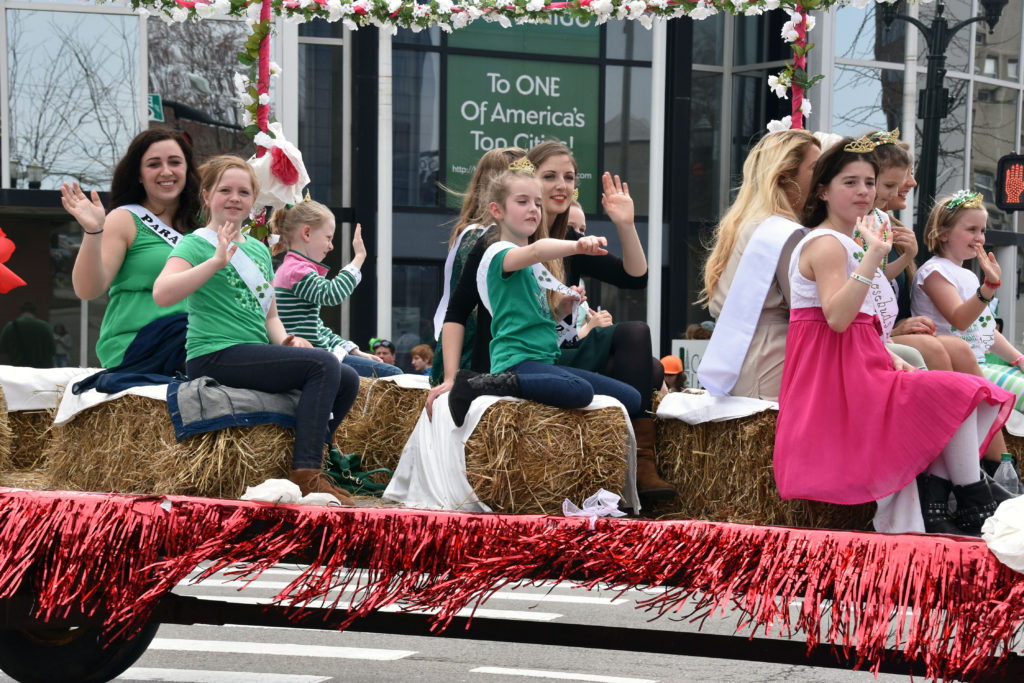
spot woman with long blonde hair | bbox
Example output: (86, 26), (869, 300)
(698, 129), (821, 401)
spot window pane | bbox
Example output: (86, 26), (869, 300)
(148, 18), (254, 160)
(689, 73), (722, 223)
(730, 72), (770, 188)
(831, 64), (903, 137)
(917, 0), (971, 74)
(835, 4), (905, 63)
(394, 50), (440, 207)
(972, 85), (1017, 231)
(395, 25), (439, 45)
(299, 43), (344, 205)
(605, 19), (652, 61)
(974, 3), (1021, 80)
(7, 10), (139, 190)
(300, 17), (345, 38)
(733, 12), (787, 66)
(392, 262), (441, 372)
(604, 65), (651, 215)
(692, 12), (723, 66)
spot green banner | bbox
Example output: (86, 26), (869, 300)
(446, 55), (600, 213)
(447, 16), (599, 58)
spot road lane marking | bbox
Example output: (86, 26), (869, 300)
(471, 667), (657, 683)
(148, 638), (414, 660)
(116, 668), (330, 682)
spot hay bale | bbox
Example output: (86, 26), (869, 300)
(6, 410), (54, 471)
(654, 411), (874, 530)
(335, 378), (426, 473)
(464, 401), (629, 515)
(42, 395), (294, 498)
(0, 469), (49, 490)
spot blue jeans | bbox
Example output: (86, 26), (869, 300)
(187, 344), (360, 469)
(511, 360), (642, 417)
(342, 353), (403, 378)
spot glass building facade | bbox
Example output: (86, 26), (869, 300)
(2, 1), (1024, 367)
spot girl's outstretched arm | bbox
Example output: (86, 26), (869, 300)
(502, 235), (608, 274)
(348, 224), (366, 271)
(153, 221), (238, 307)
(989, 331), (1024, 369)
(63, 182), (137, 300)
(426, 321), (465, 419)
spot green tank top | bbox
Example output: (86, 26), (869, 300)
(94, 213), (188, 367)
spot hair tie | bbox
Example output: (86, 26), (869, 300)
(946, 189), (983, 211)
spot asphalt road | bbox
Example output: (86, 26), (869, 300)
(0, 564), (921, 683)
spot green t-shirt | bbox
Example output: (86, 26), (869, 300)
(485, 245), (560, 373)
(96, 213), (188, 367)
(169, 233), (274, 361)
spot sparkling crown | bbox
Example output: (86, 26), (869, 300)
(870, 128), (900, 146)
(946, 189), (983, 211)
(843, 136), (877, 154)
(509, 157), (536, 175)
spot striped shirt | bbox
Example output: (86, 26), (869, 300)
(273, 250), (361, 352)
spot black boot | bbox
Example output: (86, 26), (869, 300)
(449, 369), (520, 428)
(952, 479), (999, 537)
(916, 475), (962, 535)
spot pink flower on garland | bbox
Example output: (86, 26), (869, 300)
(352, 1), (368, 14)
(270, 146), (300, 186)
(175, 0), (197, 7)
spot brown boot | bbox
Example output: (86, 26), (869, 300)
(632, 417), (677, 505)
(290, 468), (355, 506)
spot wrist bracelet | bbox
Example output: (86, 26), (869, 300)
(984, 279), (1001, 289)
(1013, 355), (1024, 367)
(976, 286), (993, 303)
(850, 273), (872, 285)
(82, 228), (103, 235)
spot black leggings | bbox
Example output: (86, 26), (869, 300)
(601, 321), (662, 414)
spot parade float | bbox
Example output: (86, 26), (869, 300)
(1, 1), (1024, 681)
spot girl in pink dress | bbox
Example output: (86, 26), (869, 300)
(773, 137), (1014, 536)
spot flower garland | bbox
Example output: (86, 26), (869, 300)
(766, 3), (824, 132)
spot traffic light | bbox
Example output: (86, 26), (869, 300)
(996, 154), (1024, 212)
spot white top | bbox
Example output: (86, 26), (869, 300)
(789, 229), (895, 336)
(911, 256), (996, 363)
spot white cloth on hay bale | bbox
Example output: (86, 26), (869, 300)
(383, 393), (639, 513)
(0, 365), (110, 412)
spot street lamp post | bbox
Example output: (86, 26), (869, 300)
(881, 0), (1007, 244)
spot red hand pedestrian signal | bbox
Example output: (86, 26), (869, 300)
(996, 154), (1024, 211)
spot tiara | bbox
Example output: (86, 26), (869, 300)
(870, 128), (900, 146)
(946, 189), (983, 211)
(843, 136), (877, 154)
(509, 157), (536, 174)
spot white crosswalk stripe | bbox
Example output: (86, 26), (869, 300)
(470, 667), (657, 683)
(116, 668), (331, 682)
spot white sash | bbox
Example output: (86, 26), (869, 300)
(478, 241), (580, 345)
(433, 224), (489, 340)
(868, 268), (898, 341)
(119, 204), (184, 247)
(698, 216), (804, 396)
(194, 228), (273, 317)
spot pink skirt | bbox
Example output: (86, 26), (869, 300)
(774, 308), (1014, 505)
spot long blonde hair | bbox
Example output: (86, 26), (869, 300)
(268, 200), (333, 256)
(446, 147), (527, 249)
(485, 169), (566, 314)
(700, 130), (820, 305)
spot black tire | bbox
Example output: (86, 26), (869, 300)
(0, 620), (160, 683)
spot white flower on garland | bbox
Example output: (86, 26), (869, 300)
(240, 92), (255, 107)
(768, 72), (790, 99)
(766, 116), (792, 133)
(526, 0), (544, 11)
(763, 0), (780, 10)
(211, 0), (231, 15)
(639, 14), (653, 29)
(387, 0), (403, 14)
(258, 92), (270, 106)
(246, 2), (263, 25)
(800, 98), (812, 115)
(196, 1), (216, 19)
(688, 1), (717, 21)
(170, 6), (189, 22)
(648, 0), (668, 9)
(780, 19), (799, 42)
(136, 7), (150, 17)
(326, 0), (344, 21)
(234, 72), (250, 94)
(436, 0), (453, 14)
(591, 0), (614, 17)
(628, 2), (648, 20)
(241, 109), (254, 126)
(269, 61), (281, 77)
(453, 12), (470, 28)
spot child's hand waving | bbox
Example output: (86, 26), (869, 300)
(575, 235), (608, 256)
(975, 244), (1001, 285)
(213, 220), (240, 268)
(352, 224), (366, 260)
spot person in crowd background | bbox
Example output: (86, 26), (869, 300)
(153, 155), (360, 504)
(699, 129), (821, 401)
(775, 138), (1012, 537)
(52, 323), (73, 367)
(661, 355), (686, 393)
(410, 344), (433, 376)
(62, 129), (200, 368)
(270, 201), (401, 379)
(0, 302), (55, 368)
(373, 339), (397, 365)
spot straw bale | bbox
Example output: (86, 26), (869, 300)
(654, 411), (874, 530)
(7, 410), (54, 471)
(464, 400), (628, 515)
(0, 469), (49, 490)
(42, 395), (294, 498)
(335, 378), (426, 474)
(0, 386), (10, 472)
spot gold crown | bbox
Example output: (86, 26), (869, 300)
(871, 127), (900, 145)
(843, 136), (877, 154)
(946, 189), (983, 211)
(509, 157), (536, 175)
(304, 189), (312, 202)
